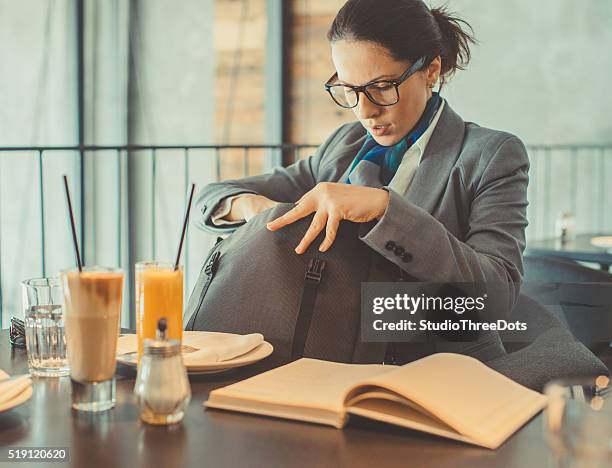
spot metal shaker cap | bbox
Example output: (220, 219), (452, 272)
(143, 317), (180, 356)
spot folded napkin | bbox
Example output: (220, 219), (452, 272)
(182, 333), (264, 366)
(116, 335), (138, 357)
(117, 332), (265, 366)
(0, 372), (32, 406)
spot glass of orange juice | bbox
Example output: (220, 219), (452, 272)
(135, 261), (183, 359)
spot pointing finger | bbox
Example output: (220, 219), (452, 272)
(295, 212), (327, 254)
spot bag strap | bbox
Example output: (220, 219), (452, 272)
(291, 258), (326, 360)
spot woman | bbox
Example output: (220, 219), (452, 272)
(194, 0), (529, 362)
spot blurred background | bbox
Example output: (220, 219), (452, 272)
(1, 0), (611, 328)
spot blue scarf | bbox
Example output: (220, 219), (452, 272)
(346, 92), (442, 187)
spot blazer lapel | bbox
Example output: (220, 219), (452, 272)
(336, 131), (368, 183)
(405, 103), (466, 214)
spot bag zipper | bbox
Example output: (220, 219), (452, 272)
(185, 242), (222, 331)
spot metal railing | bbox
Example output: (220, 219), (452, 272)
(525, 144), (612, 240)
(0, 144), (318, 328)
(0, 142), (610, 328)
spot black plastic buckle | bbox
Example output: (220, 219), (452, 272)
(305, 258), (326, 284)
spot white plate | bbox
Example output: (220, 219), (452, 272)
(591, 236), (612, 251)
(0, 371), (33, 413)
(116, 331), (273, 374)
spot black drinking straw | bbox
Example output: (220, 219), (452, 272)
(63, 175), (83, 272)
(174, 183), (196, 271)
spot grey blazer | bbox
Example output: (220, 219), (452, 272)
(194, 103), (530, 362)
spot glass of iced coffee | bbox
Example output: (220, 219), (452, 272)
(61, 267), (124, 412)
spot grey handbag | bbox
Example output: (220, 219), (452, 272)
(184, 203), (396, 365)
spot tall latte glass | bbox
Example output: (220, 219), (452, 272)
(61, 267), (124, 412)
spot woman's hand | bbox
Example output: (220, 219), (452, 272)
(225, 194), (279, 222)
(266, 182), (389, 254)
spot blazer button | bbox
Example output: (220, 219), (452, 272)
(385, 241), (396, 251)
(394, 246), (405, 256)
(402, 252), (413, 263)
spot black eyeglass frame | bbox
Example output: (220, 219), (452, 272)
(324, 56), (428, 108)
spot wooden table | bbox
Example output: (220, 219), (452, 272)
(0, 331), (553, 468)
(526, 233), (612, 271)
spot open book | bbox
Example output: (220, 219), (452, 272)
(204, 353), (547, 449)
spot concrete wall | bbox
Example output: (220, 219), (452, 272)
(440, 0), (612, 145)
(437, 0), (612, 239)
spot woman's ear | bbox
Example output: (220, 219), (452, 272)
(426, 56), (442, 87)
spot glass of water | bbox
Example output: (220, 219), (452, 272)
(544, 376), (612, 468)
(22, 277), (69, 377)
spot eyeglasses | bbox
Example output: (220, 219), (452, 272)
(324, 56), (427, 109)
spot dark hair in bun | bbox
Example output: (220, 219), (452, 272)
(328, 0), (477, 88)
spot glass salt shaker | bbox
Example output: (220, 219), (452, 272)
(135, 317), (191, 425)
